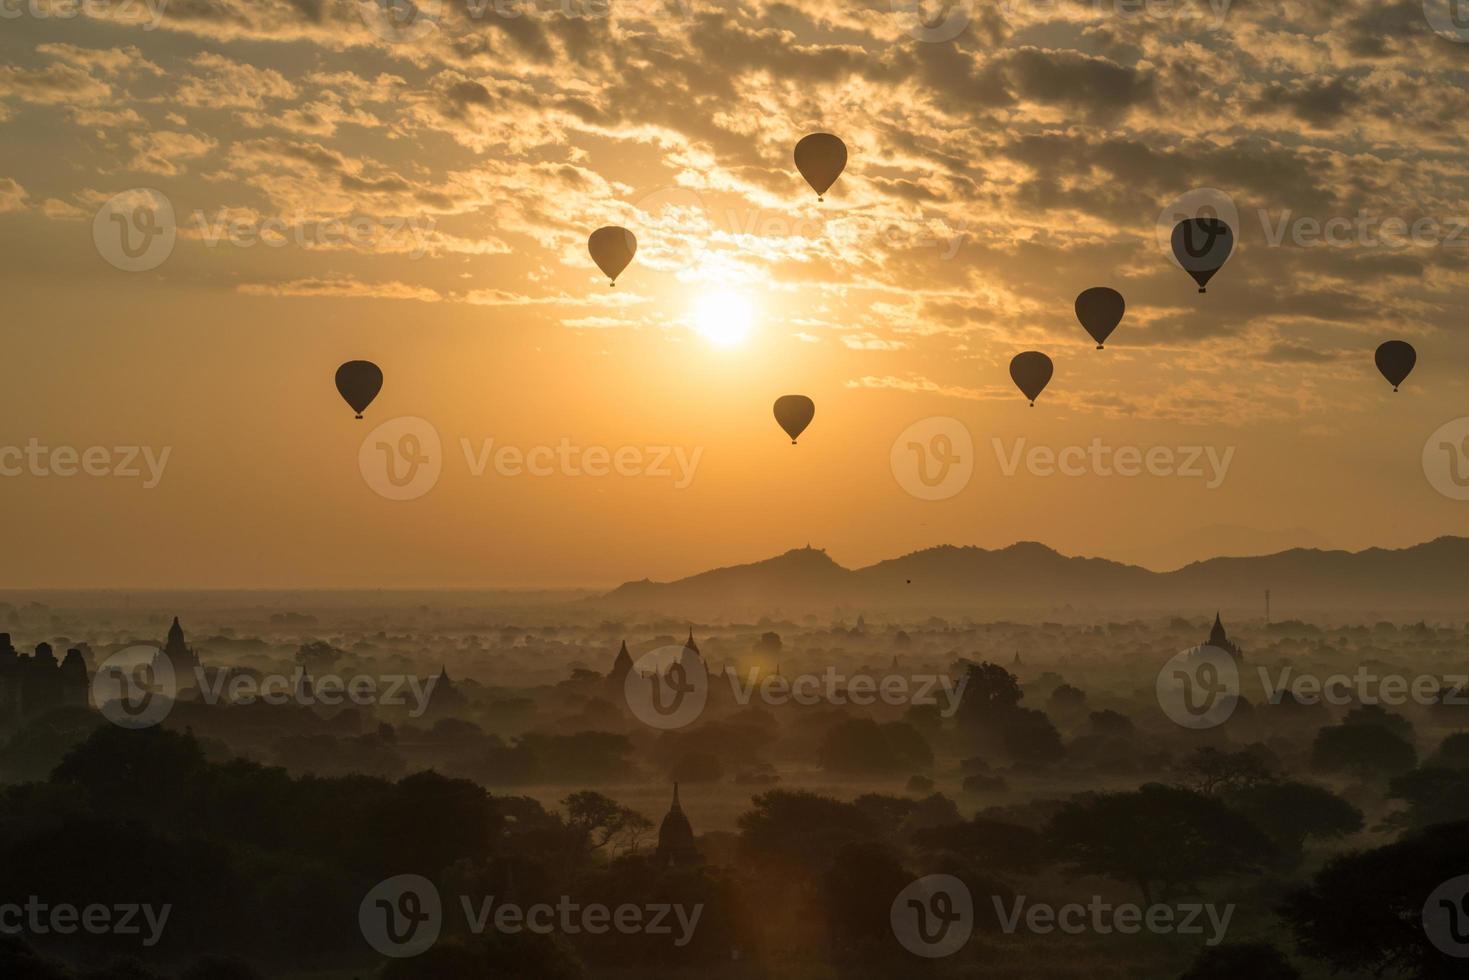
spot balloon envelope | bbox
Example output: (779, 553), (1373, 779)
(1171, 218), (1234, 292)
(588, 226), (637, 285)
(773, 395), (816, 444)
(1375, 340), (1417, 391)
(335, 361), (383, 419)
(1009, 352), (1054, 406)
(794, 133), (847, 200)
(1075, 287), (1125, 349)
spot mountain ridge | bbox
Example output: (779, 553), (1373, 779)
(598, 536), (1469, 615)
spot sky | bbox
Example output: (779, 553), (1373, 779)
(2, 0), (1469, 589)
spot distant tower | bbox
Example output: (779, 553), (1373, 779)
(155, 617), (202, 675)
(1206, 612), (1244, 661)
(1012, 650), (1022, 668)
(679, 630), (701, 670)
(655, 783), (700, 867)
(608, 640), (633, 690)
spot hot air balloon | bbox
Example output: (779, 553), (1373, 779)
(588, 226), (637, 285)
(1075, 287), (1125, 349)
(794, 133), (847, 202)
(1171, 218), (1234, 293)
(1009, 352), (1053, 407)
(773, 395), (815, 444)
(336, 361), (383, 420)
(1375, 340), (1417, 392)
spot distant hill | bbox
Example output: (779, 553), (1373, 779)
(597, 537), (1469, 616)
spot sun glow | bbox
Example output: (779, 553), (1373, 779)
(690, 290), (755, 348)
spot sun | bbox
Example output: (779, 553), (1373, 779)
(690, 291), (755, 348)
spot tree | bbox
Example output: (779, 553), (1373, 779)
(818, 719), (932, 773)
(912, 817), (1046, 877)
(1047, 784), (1275, 904)
(1427, 731), (1469, 770)
(561, 791), (652, 857)
(294, 639), (343, 674)
(1311, 723), (1416, 779)
(1386, 767), (1469, 831)
(1179, 942), (1301, 979)
(1224, 781), (1362, 866)
(1282, 819), (1469, 978)
(1174, 745), (1278, 796)
(1342, 703), (1415, 742)
(738, 791), (880, 878)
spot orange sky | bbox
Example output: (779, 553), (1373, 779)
(2, 1), (1468, 588)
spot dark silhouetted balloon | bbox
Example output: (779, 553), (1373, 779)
(1171, 218), (1234, 293)
(588, 226), (637, 285)
(1075, 287), (1125, 349)
(794, 133), (847, 201)
(1375, 340), (1417, 391)
(773, 395), (815, 444)
(1009, 352), (1054, 406)
(336, 361), (383, 419)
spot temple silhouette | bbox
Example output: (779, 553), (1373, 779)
(0, 634), (88, 726)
